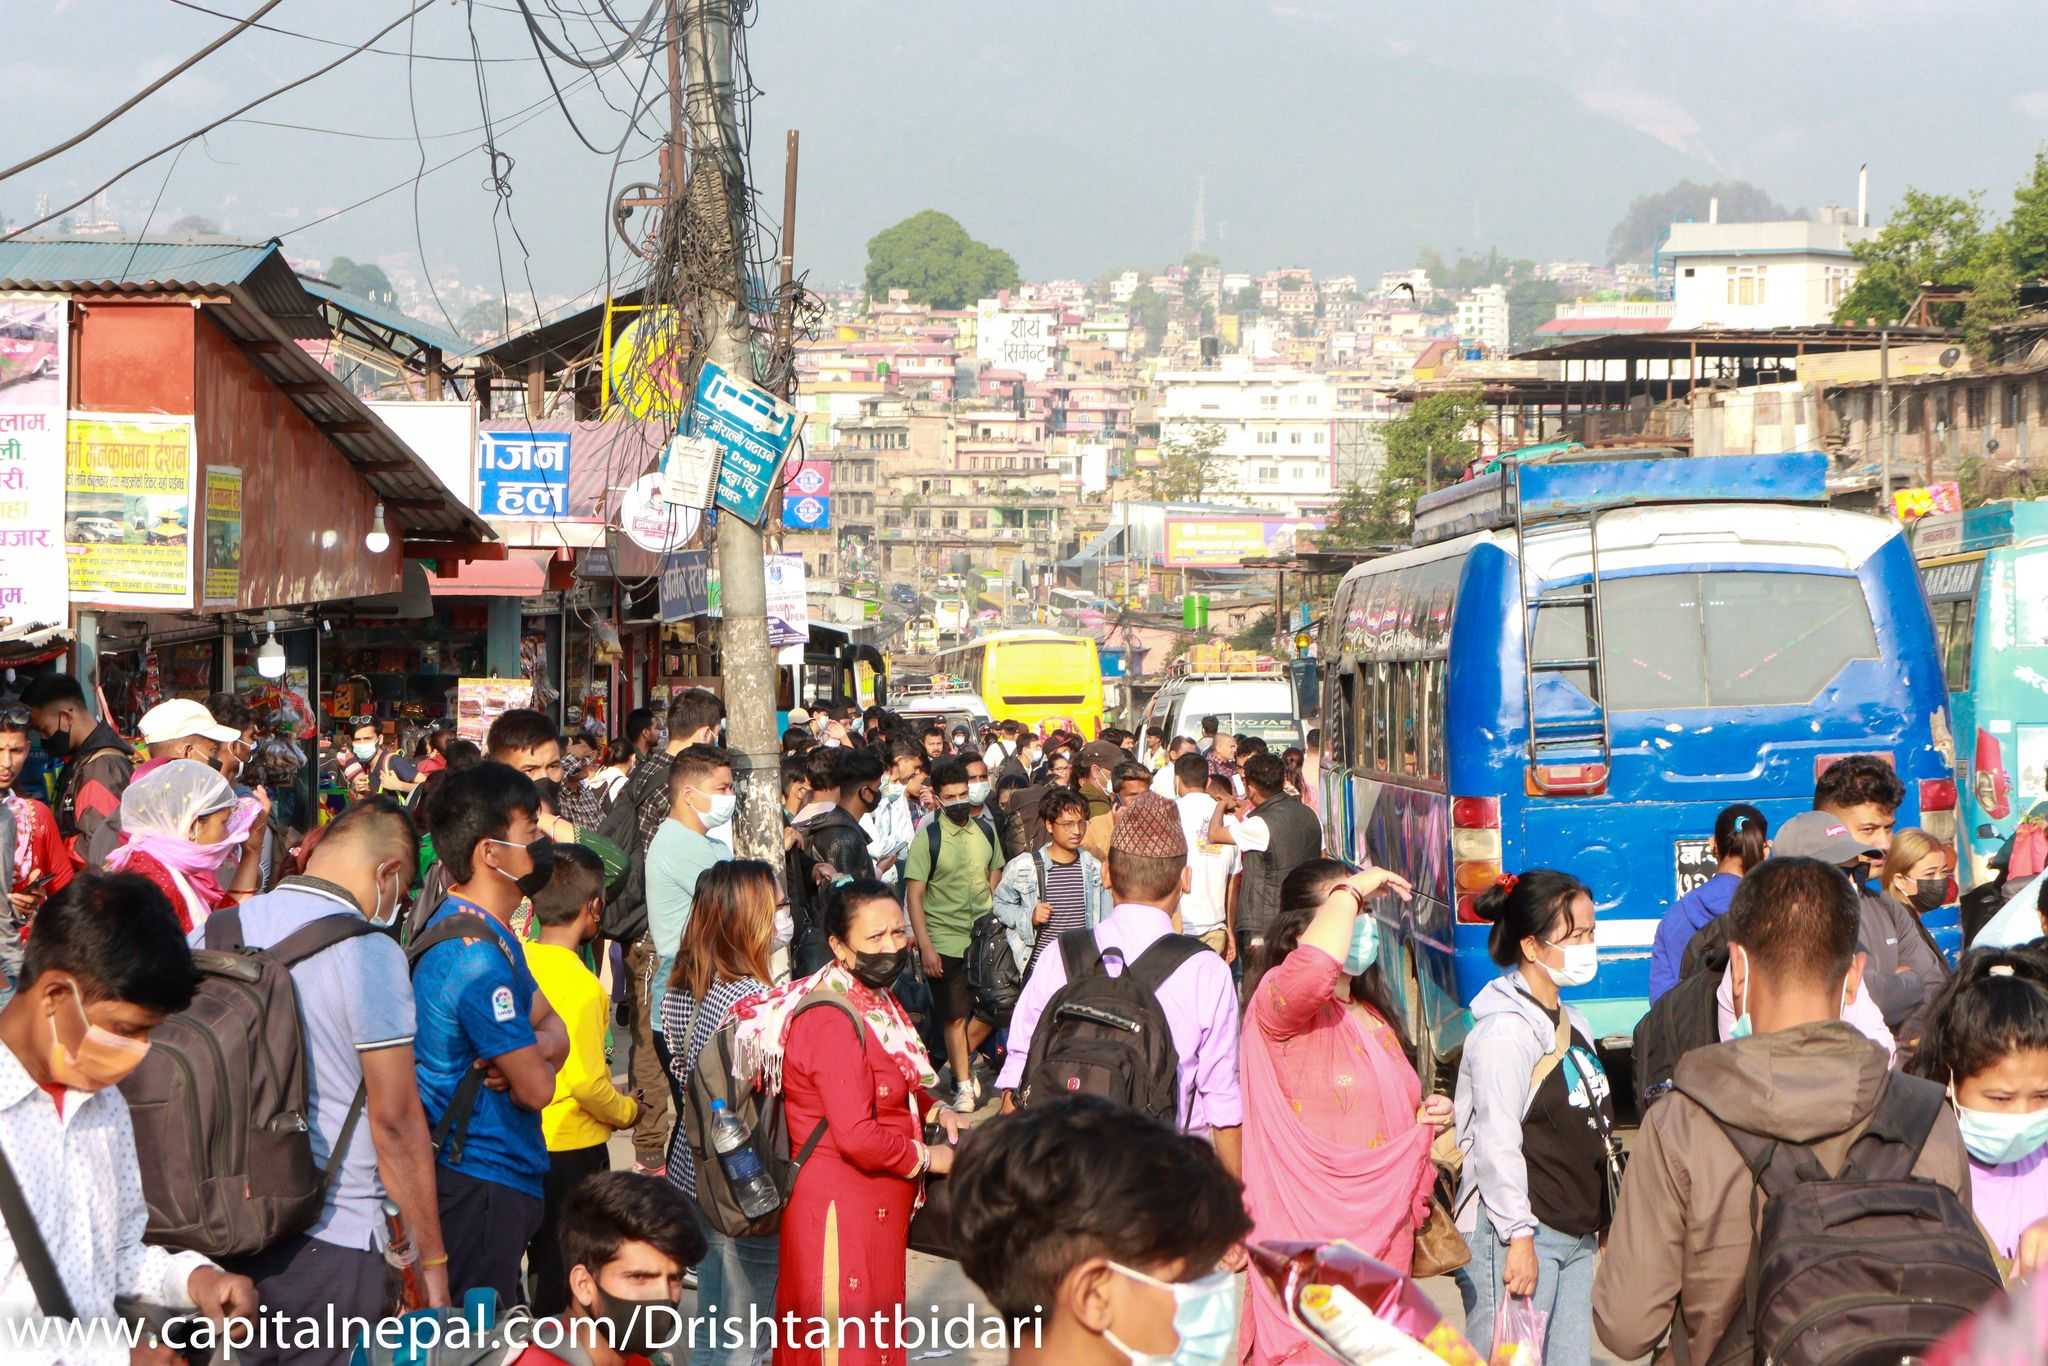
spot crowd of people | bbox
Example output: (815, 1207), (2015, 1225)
(4, 672), (2048, 1365)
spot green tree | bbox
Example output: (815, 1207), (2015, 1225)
(1183, 252), (1219, 271)
(167, 214), (221, 236)
(1364, 389), (1487, 538)
(455, 297), (528, 341)
(1605, 180), (1794, 263)
(1506, 277), (1564, 352)
(326, 256), (397, 304)
(1319, 479), (1385, 549)
(1144, 423), (1227, 502)
(2008, 150), (2048, 283)
(1226, 286), (1260, 314)
(1961, 252), (2023, 363)
(1834, 188), (1988, 325)
(863, 210), (1019, 309)
(1130, 284), (1170, 356)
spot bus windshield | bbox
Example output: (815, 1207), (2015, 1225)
(997, 640), (1098, 704)
(1535, 570), (1880, 710)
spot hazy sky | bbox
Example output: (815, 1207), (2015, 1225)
(6, 0), (2046, 321)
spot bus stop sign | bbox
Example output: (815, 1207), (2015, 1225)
(693, 360), (806, 526)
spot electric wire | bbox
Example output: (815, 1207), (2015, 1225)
(161, 0), (547, 63)
(514, 0), (661, 71)
(2, 0), (442, 242)
(0, 0), (289, 183)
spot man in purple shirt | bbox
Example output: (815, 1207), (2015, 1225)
(996, 794), (1244, 1178)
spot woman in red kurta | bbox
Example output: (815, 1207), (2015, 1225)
(731, 883), (955, 1366)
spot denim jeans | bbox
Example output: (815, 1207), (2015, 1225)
(689, 1225), (780, 1366)
(1453, 1218), (1598, 1364)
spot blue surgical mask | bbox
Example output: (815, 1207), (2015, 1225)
(1729, 944), (1754, 1040)
(1343, 911), (1379, 976)
(1104, 1263), (1241, 1366)
(1951, 1095), (2048, 1167)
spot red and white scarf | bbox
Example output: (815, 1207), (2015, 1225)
(730, 961), (939, 1097)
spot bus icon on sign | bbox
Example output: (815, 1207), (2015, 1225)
(701, 366), (793, 440)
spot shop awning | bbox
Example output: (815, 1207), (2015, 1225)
(428, 548), (559, 597)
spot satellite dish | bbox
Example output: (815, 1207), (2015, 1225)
(1939, 347), (1962, 369)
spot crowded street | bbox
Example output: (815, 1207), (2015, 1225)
(8, 2), (2048, 1364)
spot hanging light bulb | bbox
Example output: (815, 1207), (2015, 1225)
(256, 621), (286, 680)
(364, 503), (391, 555)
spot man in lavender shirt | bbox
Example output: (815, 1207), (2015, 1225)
(996, 793), (1244, 1178)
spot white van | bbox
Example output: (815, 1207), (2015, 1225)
(1145, 672), (1305, 750)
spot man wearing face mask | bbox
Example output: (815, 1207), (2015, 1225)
(210, 799), (452, 1354)
(132, 697), (241, 781)
(1593, 857), (1975, 1364)
(645, 745), (736, 1011)
(507, 1171), (705, 1366)
(862, 742), (926, 887)
(0, 872), (260, 1348)
(904, 757), (1004, 1113)
(23, 672), (134, 872)
(799, 747), (882, 890)
(412, 762), (572, 1307)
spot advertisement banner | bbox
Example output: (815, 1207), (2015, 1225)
(0, 294), (69, 628)
(1893, 481), (1962, 523)
(65, 413), (196, 606)
(975, 301), (1056, 380)
(621, 472), (701, 553)
(658, 549), (719, 623)
(477, 431), (572, 519)
(202, 466), (242, 607)
(766, 554), (808, 647)
(455, 677), (536, 745)
(1163, 517), (1323, 569)
(781, 460), (831, 530)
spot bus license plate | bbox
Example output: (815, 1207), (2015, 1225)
(1675, 839), (1716, 896)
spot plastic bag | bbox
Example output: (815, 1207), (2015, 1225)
(1490, 1295), (1547, 1366)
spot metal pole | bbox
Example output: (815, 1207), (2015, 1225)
(1879, 328), (1893, 509)
(683, 0), (779, 862)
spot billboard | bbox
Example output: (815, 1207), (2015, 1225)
(1163, 517), (1324, 569)
(65, 413), (196, 607)
(975, 301), (1056, 381)
(0, 295), (67, 627)
(477, 431), (571, 519)
(782, 460), (831, 530)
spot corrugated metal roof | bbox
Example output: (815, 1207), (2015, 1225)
(0, 237), (326, 339)
(302, 280), (470, 358)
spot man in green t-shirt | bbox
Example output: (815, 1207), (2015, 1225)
(905, 756), (1004, 1112)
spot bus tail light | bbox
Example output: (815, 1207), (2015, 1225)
(1919, 777), (1958, 843)
(1527, 762), (1608, 796)
(1453, 795), (1501, 923)
(1974, 731), (2012, 821)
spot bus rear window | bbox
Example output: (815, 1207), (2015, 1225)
(998, 642), (1096, 704)
(1558, 571), (1879, 710)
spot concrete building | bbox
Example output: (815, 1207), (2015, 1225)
(1377, 268), (1434, 304)
(1156, 358), (1337, 512)
(1455, 284), (1511, 354)
(1665, 220), (1877, 330)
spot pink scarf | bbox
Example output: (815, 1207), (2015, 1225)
(729, 960), (939, 1096)
(1240, 992), (1434, 1366)
(102, 761), (262, 926)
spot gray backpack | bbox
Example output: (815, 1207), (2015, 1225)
(118, 903), (379, 1257)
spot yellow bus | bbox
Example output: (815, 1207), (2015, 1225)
(933, 630), (1104, 737)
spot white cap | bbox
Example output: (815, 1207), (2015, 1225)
(787, 707), (812, 725)
(137, 698), (240, 746)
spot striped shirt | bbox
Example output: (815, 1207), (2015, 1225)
(1028, 854), (1092, 972)
(661, 974), (768, 1200)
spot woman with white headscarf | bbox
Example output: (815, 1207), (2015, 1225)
(103, 758), (267, 932)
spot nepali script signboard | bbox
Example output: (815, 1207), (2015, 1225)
(65, 413), (196, 608)
(202, 467), (242, 608)
(477, 431), (572, 519)
(694, 360), (805, 526)
(0, 294), (67, 628)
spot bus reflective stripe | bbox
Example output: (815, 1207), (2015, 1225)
(1592, 920), (1659, 948)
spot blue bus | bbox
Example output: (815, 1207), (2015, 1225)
(1317, 449), (1957, 1086)
(1911, 501), (2048, 891)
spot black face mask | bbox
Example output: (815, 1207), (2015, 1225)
(850, 945), (911, 990)
(944, 802), (974, 825)
(40, 726), (71, 759)
(1910, 876), (1948, 912)
(491, 835), (557, 898)
(534, 777), (562, 813)
(590, 1287), (683, 1357)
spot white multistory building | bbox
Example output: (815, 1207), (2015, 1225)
(1455, 284), (1511, 354)
(1156, 358), (1337, 512)
(1664, 219), (1878, 329)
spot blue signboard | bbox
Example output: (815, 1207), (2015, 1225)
(694, 360), (803, 526)
(783, 494), (830, 530)
(658, 549), (717, 623)
(477, 431), (572, 519)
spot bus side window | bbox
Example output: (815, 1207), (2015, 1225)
(1335, 670), (1357, 767)
(1373, 662), (1393, 773)
(1395, 663), (1420, 776)
(1936, 598), (1974, 690)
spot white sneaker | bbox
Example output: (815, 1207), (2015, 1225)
(952, 1080), (977, 1113)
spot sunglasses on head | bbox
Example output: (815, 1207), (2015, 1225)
(0, 705), (30, 729)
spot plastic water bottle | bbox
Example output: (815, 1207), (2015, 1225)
(709, 1098), (782, 1219)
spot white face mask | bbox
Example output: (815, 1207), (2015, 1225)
(695, 789), (736, 829)
(351, 741), (378, 762)
(966, 780), (991, 806)
(367, 864), (403, 930)
(880, 779), (906, 802)
(1542, 940), (1598, 989)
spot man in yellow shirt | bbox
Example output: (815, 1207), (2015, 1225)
(523, 843), (639, 1316)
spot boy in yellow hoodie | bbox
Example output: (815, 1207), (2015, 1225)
(523, 843), (639, 1316)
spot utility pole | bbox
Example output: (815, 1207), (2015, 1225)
(1878, 328), (1893, 510)
(678, 0), (778, 862)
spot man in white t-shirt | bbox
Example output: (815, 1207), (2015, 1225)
(1151, 736), (1197, 798)
(1173, 751), (1237, 962)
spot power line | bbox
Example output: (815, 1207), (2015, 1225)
(0, 0), (289, 184)
(160, 0), (547, 64)
(2, 0), (442, 242)
(230, 70), (602, 143)
(514, 0), (661, 71)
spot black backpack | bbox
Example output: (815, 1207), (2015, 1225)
(119, 904), (380, 1257)
(407, 908), (523, 1164)
(1670, 1074), (2002, 1366)
(1019, 928), (1204, 1124)
(1632, 941), (1729, 1113)
(682, 989), (862, 1238)
(596, 759), (668, 944)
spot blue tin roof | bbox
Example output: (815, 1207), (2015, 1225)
(302, 279), (470, 358)
(0, 236), (326, 338)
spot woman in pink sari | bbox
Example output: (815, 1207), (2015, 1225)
(1240, 858), (1450, 1365)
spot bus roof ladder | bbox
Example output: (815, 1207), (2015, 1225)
(1515, 483), (1613, 795)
